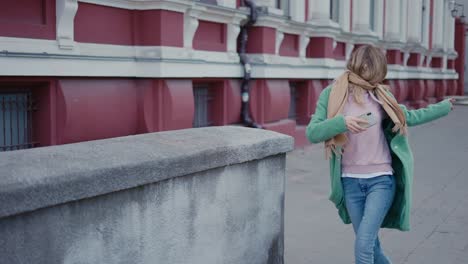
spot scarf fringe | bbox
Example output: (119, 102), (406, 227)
(392, 123), (408, 135)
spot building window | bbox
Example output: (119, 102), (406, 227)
(194, 0), (218, 4)
(330, 0), (340, 23)
(421, 0), (429, 46)
(193, 84), (214, 128)
(369, 0), (376, 31)
(276, 0), (290, 16)
(288, 82), (299, 120)
(0, 89), (36, 151)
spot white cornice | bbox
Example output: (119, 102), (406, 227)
(78, 0), (248, 24)
(0, 37), (459, 80)
(189, 3), (247, 25)
(79, 0), (192, 12)
(0, 53), (458, 80)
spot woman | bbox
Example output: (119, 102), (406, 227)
(305, 45), (455, 264)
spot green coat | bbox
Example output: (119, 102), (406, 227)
(305, 86), (452, 231)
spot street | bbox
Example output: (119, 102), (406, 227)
(285, 106), (468, 264)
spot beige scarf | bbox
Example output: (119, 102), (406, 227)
(325, 71), (407, 158)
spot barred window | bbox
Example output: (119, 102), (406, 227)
(0, 89), (36, 151)
(288, 82), (299, 120)
(193, 84), (214, 128)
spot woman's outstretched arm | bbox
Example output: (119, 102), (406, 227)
(399, 100), (453, 127)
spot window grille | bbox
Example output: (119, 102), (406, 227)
(0, 90), (37, 151)
(193, 85), (214, 128)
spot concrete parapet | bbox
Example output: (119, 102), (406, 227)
(0, 126), (293, 264)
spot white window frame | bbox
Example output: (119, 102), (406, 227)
(370, 0), (384, 38)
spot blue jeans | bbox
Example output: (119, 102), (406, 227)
(342, 175), (396, 264)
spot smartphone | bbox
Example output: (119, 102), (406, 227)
(358, 112), (377, 128)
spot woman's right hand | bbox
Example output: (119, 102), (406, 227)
(345, 116), (368, 133)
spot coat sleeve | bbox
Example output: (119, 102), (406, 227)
(399, 100), (452, 127)
(305, 88), (348, 144)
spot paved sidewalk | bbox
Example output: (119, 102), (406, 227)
(285, 106), (468, 264)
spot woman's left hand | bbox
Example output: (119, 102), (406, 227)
(448, 98), (456, 110)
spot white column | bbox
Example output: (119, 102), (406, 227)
(432, 0), (445, 50)
(352, 0), (371, 33)
(308, 0), (331, 22)
(384, 0), (401, 41)
(290, 0), (306, 22)
(406, 0), (422, 43)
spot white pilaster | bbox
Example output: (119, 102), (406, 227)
(374, 0), (384, 39)
(421, 0), (430, 48)
(406, 0), (422, 43)
(352, 0), (372, 34)
(384, 0), (400, 41)
(308, 0), (331, 22)
(290, 0), (306, 22)
(400, 0), (408, 42)
(444, 0), (455, 53)
(56, 0), (78, 50)
(432, 0), (445, 50)
(340, 0), (351, 32)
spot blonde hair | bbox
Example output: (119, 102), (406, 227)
(346, 45), (387, 104)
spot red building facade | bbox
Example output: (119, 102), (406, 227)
(0, 0), (465, 150)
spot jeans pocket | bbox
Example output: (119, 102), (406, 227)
(341, 177), (354, 188)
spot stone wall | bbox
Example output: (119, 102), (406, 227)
(0, 126), (293, 264)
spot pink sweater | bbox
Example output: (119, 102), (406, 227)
(341, 91), (393, 174)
